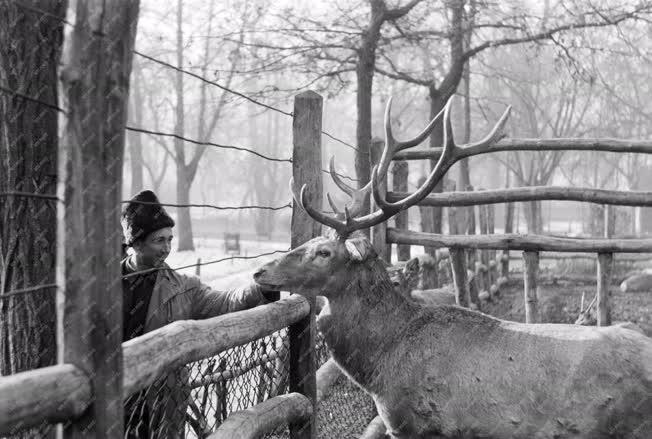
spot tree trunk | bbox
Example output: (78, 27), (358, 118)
(174, 0), (194, 251)
(427, 85), (447, 238)
(128, 62), (144, 194)
(0, 0), (65, 377)
(524, 200), (543, 234)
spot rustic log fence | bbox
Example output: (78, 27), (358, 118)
(380, 144), (652, 325)
(0, 86), (325, 438)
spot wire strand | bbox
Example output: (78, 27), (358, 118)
(126, 125), (292, 163)
(134, 50), (293, 117)
(0, 283), (58, 298)
(0, 191), (61, 201)
(123, 200), (292, 211)
(122, 249), (289, 279)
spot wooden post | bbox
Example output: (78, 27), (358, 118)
(448, 207), (470, 307)
(370, 138), (391, 262)
(523, 251), (540, 323)
(465, 185), (477, 267)
(196, 257), (201, 276)
(58, 2), (139, 437)
(604, 205), (614, 239)
(418, 176), (438, 286)
(392, 159), (410, 261)
(502, 201), (514, 278)
(289, 91), (321, 438)
(597, 252), (613, 326)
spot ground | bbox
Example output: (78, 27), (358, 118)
(483, 276), (652, 336)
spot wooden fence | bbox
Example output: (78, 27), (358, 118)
(0, 88), (322, 439)
(374, 135), (652, 326)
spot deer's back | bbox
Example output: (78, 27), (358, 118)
(369, 307), (652, 438)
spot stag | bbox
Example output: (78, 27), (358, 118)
(254, 99), (652, 439)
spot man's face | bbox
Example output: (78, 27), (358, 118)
(132, 227), (173, 267)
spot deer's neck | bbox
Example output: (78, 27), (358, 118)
(318, 259), (415, 389)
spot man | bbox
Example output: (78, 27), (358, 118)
(121, 190), (277, 438)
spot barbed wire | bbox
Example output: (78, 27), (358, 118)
(0, 283), (58, 299)
(125, 125), (293, 163)
(122, 249), (290, 279)
(11, 0), (361, 153)
(0, 84), (66, 113)
(124, 199), (292, 211)
(3, 248), (291, 296)
(0, 191), (60, 201)
(133, 50), (293, 118)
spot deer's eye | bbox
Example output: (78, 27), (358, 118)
(317, 250), (331, 258)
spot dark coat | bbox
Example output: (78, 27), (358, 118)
(123, 255), (267, 438)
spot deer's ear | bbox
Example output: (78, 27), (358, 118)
(405, 257), (420, 273)
(344, 237), (376, 262)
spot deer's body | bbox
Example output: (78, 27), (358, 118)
(312, 252), (652, 439)
(257, 237), (652, 438)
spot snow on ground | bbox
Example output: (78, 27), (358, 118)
(164, 236), (290, 290)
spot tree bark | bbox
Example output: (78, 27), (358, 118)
(128, 61), (144, 195)
(0, 0), (65, 377)
(174, 0), (194, 251)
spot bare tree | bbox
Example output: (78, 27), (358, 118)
(168, 0), (257, 250)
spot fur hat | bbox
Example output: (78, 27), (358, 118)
(121, 190), (175, 246)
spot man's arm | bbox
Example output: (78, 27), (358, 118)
(189, 277), (278, 320)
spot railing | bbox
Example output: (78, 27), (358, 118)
(0, 297), (311, 436)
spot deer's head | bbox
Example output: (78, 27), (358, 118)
(254, 232), (378, 297)
(254, 97), (510, 299)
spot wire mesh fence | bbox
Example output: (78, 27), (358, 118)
(122, 330), (290, 439)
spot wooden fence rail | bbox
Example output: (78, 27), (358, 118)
(394, 138), (652, 161)
(388, 186), (652, 207)
(0, 297), (309, 436)
(208, 392), (313, 439)
(388, 229), (652, 253)
(0, 364), (91, 435)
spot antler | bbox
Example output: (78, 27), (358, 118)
(326, 157), (372, 219)
(292, 96), (511, 237)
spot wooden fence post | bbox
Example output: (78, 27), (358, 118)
(289, 90), (321, 439)
(371, 138), (391, 262)
(418, 176), (439, 287)
(58, 2), (139, 437)
(450, 248), (470, 308)
(448, 207), (470, 308)
(392, 159), (410, 261)
(502, 201), (514, 278)
(465, 185), (477, 267)
(523, 251), (540, 323)
(597, 252), (613, 326)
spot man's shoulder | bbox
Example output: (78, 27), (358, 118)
(160, 263), (201, 288)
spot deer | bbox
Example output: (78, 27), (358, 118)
(254, 98), (652, 439)
(575, 291), (644, 334)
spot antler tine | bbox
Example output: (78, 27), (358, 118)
(375, 97), (447, 190)
(586, 293), (598, 312)
(289, 178), (346, 234)
(463, 105), (512, 150)
(373, 96), (457, 213)
(329, 156), (354, 196)
(326, 193), (342, 215)
(329, 156), (373, 218)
